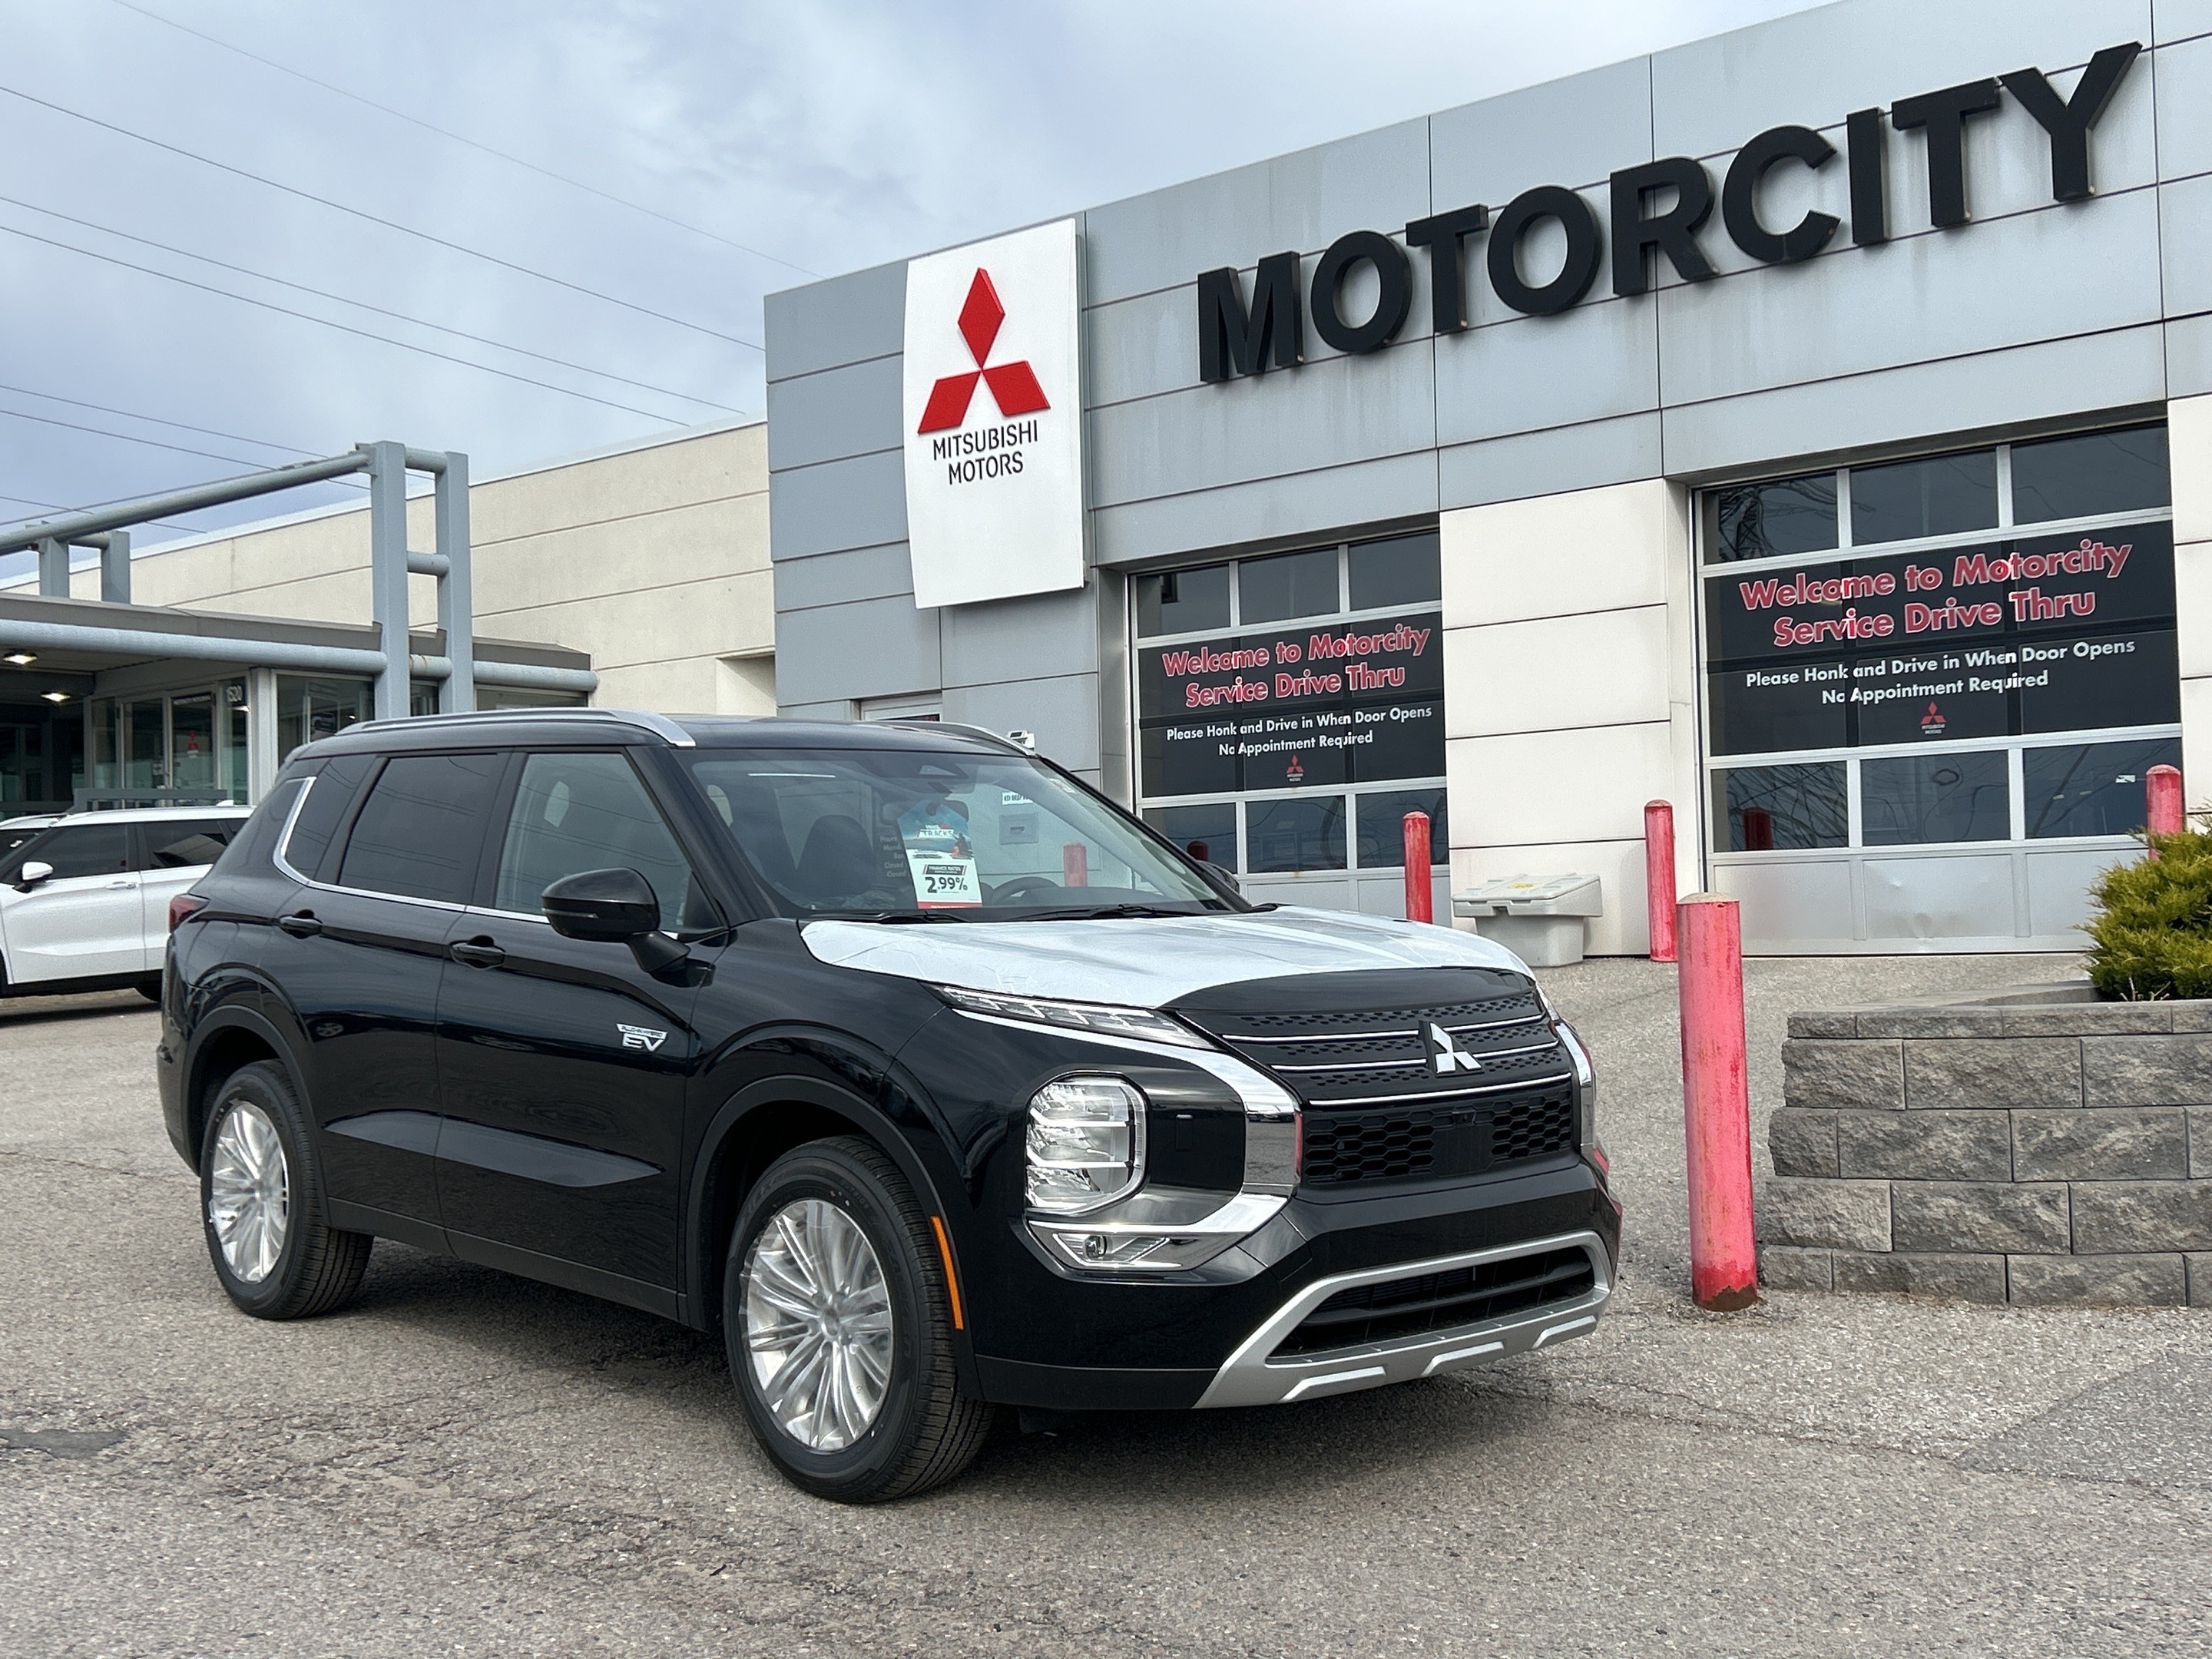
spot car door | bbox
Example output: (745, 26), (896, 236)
(0, 823), (141, 985)
(433, 748), (712, 1300)
(137, 816), (245, 960)
(263, 750), (504, 1233)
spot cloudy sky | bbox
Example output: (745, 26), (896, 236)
(0, 0), (1823, 565)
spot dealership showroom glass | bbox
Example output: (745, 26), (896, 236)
(764, 4), (2212, 955)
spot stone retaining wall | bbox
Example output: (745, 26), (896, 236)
(1759, 985), (2212, 1306)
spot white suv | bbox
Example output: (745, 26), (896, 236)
(0, 806), (250, 998)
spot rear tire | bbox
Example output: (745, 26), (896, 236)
(200, 1061), (370, 1320)
(135, 977), (163, 1004)
(724, 1136), (992, 1502)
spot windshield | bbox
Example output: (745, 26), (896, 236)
(684, 748), (1236, 920)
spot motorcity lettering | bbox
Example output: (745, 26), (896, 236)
(1748, 539), (2137, 648)
(1166, 623), (1431, 709)
(1198, 45), (2143, 379)
(931, 417), (1039, 485)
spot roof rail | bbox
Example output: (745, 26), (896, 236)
(345, 707), (697, 747)
(876, 719), (1024, 753)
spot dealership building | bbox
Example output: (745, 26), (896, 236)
(763, 0), (2212, 955)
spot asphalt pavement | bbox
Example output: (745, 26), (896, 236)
(2, 954), (2208, 1658)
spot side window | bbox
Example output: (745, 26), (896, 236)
(144, 818), (243, 870)
(212, 780), (303, 877)
(280, 753), (376, 879)
(24, 825), (131, 880)
(495, 751), (703, 932)
(339, 753), (506, 904)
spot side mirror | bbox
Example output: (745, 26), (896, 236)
(541, 867), (691, 976)
(16, 859), (53, 892)
(1200, 859), (1243, 898)
(542, 867), (661, 940)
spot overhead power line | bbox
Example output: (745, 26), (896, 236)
(0, 402), (286, 469)
(0, 376), (322, 459)
(0, 490), (201, 537)
(0, 217), (702, 423)
(0, 191), (747, 415)
(108, 0), (818, 280)
(0, 80), (763, 353)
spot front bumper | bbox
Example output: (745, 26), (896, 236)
(1194, 1228), (1612, 1407)
(969, 1158), (1621, 1409)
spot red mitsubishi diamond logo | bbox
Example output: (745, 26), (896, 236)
(916, 269), (1051, 434)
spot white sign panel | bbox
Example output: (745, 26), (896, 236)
(902, 218), (1084, 611)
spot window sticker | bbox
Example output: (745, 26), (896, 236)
(897, 800), (982, 907)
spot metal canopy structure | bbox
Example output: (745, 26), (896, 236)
(0, 442), (595, 714)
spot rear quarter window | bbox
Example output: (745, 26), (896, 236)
(210, 782), (304, 878)
(279, 753), (376, 880)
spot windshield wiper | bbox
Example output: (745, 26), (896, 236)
(1014, 903), (1214, 921)
(819, 909), (977, 923)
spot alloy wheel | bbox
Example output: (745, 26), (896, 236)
(207, 1101), (290, 1284)
(741, 1197), (895, 1451)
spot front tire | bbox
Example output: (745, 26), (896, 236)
(724, 1137), (991, 1502)
(200, 1061), (370, 1320)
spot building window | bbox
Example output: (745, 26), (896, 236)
(1702, 422), (2177, 862)
(1131, 531), (1446, 883)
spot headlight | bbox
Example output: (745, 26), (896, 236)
(1025, 1075), (1146, 1213)
(935, 983), (1212, 1049)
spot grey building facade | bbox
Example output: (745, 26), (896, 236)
(765, 0), (2212, 954)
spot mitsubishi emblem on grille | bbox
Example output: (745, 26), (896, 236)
(1426, 1022), (1482, 1075)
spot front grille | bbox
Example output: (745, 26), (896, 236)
(1299, 1082), (1575, 1187)
(1275, 1246), (1597, 1356)
(1173, 969), (1583, 1190)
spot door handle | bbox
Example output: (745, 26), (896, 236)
(278, 911), (323, 938)
(450, 937), (505, 969)
(106, 879), (134, 889)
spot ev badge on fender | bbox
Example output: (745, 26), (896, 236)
(618, 1024), (668, 1053)
(1428, 1022), (1483, 1075)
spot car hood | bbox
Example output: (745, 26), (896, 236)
(800, 906), (1532, 1008)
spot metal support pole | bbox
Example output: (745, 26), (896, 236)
(1644, 800), (1677, 962)
(2147, 763), (2184, 843)
(247, 666), (280, 802)
(366, 440), (411, 720)
(1402, 811), (1433, 922)
(435, 451), (475, 713)
(98, 530), (131, 604)
(1677, 894), (1760, 1312)
(37, 537), (68, 598)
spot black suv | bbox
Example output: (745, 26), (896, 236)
(160, 710), (1620, 1502)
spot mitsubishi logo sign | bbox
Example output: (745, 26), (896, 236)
(916, 270), (1048, 434)
(902, 217), (1084, 611)
(1427, 1022), (1483, 1075)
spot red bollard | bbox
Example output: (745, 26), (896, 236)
(2147, 764), (2184, 839)
(1644, 800), (1677, 963)
(1062, 842), (1088, 889)
(1402, 811), (1432, 923)
(1677, 894), (1760, 1312)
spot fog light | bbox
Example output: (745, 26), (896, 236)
(1036, 1227), (1220, 1272)
(1025, 1076), (1145, 1214)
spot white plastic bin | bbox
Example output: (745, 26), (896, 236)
(1452, 873), (1604, 967)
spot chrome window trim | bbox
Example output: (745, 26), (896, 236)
(270, 773), (319, 885)
(1195, 1229), (1613, 1409)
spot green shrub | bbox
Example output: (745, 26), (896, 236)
(2084, 823), (2212, 999)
